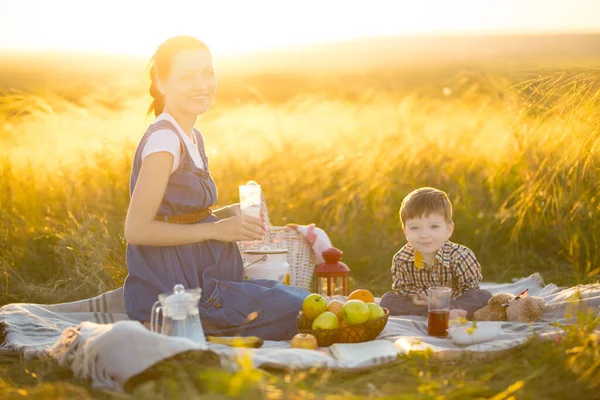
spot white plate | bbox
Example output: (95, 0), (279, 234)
(447, 321), (503, 345)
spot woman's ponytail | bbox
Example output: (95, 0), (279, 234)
(147, 63), (165, 117)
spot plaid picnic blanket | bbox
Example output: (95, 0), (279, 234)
(1, 273), (599, 391)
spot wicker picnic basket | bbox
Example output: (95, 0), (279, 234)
(296, 308), (390, 347)
(238, 226), (316, 291)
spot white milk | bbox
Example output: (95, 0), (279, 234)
(241, 205), (261, 219)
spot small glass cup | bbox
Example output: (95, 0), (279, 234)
(239, 182), (262, 219)
(427, 287), (451, 337)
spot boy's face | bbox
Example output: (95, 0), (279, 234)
(403, 213), (454, 256)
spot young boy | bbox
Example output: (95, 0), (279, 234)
(379, 187), (492, 318)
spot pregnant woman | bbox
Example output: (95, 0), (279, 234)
(123, 36), (309, 340)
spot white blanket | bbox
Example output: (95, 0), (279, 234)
(1, 273), (599, 391)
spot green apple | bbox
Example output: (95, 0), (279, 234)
(312, 311), (340, 330)
(366, 302), (385, 320)
(302, 293), (328, 320)
(342, 300), (370, 325)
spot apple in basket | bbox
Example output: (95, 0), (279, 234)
(290, 333), (318, 350)
(342, 300), (370, 325)
(327, 299), (345, 320)
(366, 302), (385, 320)
(312, 311), (340, 330)
(302, 293), (328, 320)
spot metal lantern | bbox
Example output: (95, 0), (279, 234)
(315, 247), (350, 297)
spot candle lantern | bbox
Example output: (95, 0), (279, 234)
(315, 247), (350, 297)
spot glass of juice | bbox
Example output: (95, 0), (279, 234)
(427, 287), (451, 337)
(239, 182), (262, 219)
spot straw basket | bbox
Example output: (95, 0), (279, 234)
(239, 226), (316, 291)
(296, 308), (390, 347)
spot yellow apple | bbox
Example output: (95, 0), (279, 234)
(366, 302), (385, 320)
(302, 293), (328, 320)
(342, 300), (370, 325)
(290, 333), (318, 350)
(327, 299), (345, 320)
(312, 311), (340, 330)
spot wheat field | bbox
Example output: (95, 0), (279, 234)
(0, 34), (599, 398)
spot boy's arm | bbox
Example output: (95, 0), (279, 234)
(452, 248), (483, 298)
(391, 255), (421, 297)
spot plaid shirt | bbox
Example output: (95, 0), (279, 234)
(390, 241), (482, 299)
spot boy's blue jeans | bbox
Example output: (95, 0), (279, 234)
(380, 289), (492, 319)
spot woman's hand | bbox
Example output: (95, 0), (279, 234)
(230, 202), (267, 222)
(214, 214), (266, 242)
(212, 203), (241, 219)
(228, 203), (241, 216)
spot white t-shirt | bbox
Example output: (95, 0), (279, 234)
(141, 113), (206, 174)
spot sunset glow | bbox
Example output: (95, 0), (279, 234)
(1, 0), (599, 56)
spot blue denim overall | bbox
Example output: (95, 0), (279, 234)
(124, 120), (309, 340)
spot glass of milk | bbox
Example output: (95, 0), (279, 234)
(239, 181), (262, 219)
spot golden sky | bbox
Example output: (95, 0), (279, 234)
(1, 0), (599, 56)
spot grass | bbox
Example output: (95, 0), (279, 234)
(1, 322), (599, 399)
(1, 34), (599, 398)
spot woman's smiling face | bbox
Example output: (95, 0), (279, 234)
(159, 48), (217, 117)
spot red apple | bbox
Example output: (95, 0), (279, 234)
(327, 299), (345, 320)
(290, 333), (318, 350)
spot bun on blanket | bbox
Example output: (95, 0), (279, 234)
(473, 289), (547, 323)
(505, 289), (547, 323)
(473, 293), (513, 321)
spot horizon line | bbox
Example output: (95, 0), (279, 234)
(1, 30), (599, 59)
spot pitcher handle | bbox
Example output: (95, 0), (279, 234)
(243, 254), (268, 269)
(150, 301), (162, 333)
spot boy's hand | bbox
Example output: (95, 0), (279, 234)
(411, 291), (428, 307)
(449, 309), (467, 321)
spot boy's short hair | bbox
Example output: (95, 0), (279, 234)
(399, 187), (453, 226)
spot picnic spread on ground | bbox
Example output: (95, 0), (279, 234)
(1, 195), (598, 392)
(2, 227), (599, 392)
